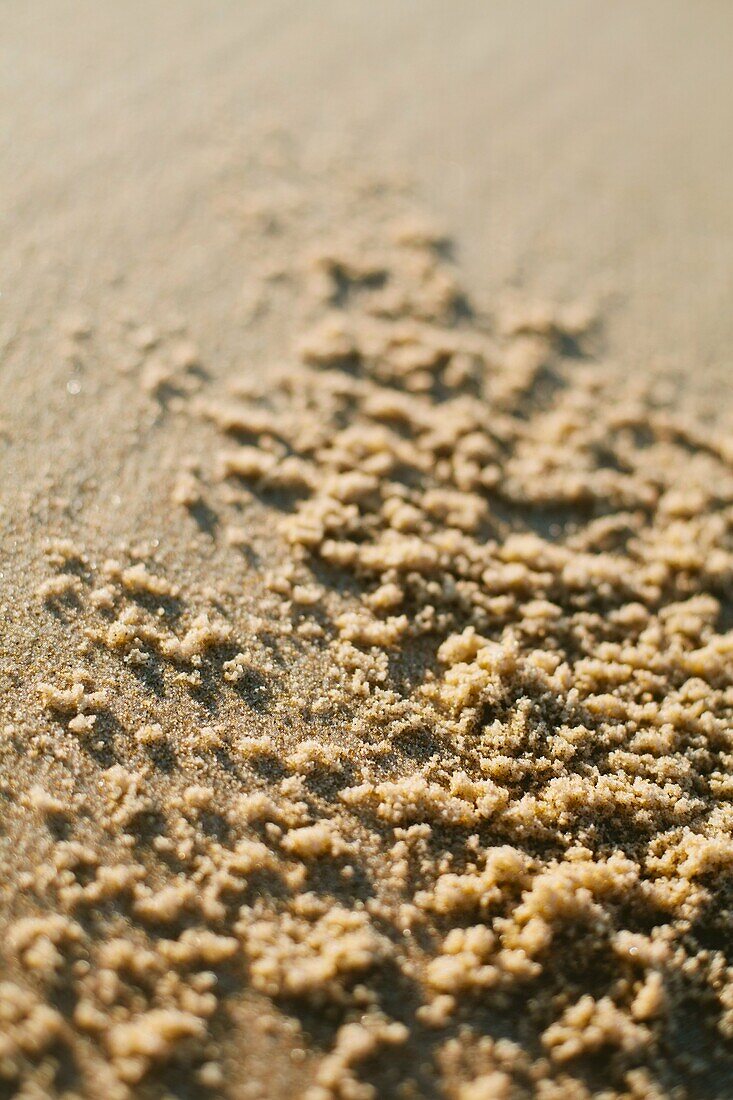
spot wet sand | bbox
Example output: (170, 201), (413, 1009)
(2, 4), (733, 1098)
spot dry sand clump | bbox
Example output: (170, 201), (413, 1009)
(2, 181), (733, 1099)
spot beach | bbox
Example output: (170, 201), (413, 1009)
(2, 5), (733, 1098)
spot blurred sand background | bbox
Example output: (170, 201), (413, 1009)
(3, 0), (733, 402)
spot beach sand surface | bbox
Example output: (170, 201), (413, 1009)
(2, 4), (733, 1098)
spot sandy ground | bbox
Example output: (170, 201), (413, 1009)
(2, 4), (733, 1099)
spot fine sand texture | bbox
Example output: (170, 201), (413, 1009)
(2, 4), (733, 1099)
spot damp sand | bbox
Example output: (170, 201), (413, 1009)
(3, 5), (733, 1097)
(2, 151), (733, 1100)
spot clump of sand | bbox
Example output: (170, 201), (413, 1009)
(3, 174), (733, 1100)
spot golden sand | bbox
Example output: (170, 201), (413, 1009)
(2, 180), (733, 1099)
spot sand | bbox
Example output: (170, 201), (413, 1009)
(2, 4), (733, 1099)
